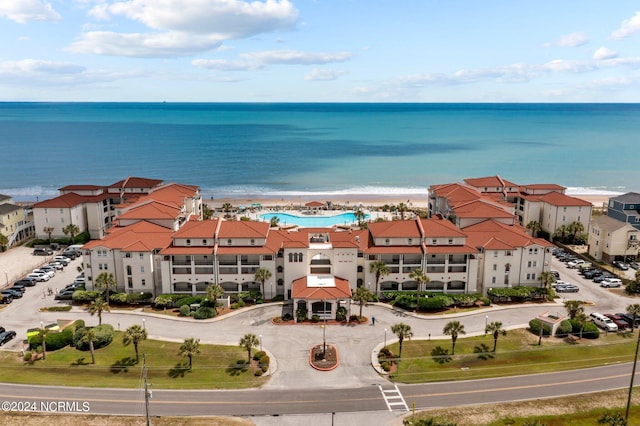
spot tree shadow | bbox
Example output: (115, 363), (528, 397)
(110, 356), (137, 374)
(430, 346), (452, 364)
(473, 343), (494, 360)
(226, 359), (249, 376)
(168, 362), (191, 378)
(70, 357), (90, 366)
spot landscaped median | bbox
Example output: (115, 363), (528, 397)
(0, 330), (268, 389)
(385, 328), (640, 384)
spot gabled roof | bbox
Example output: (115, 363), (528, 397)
(419, 217), (466, 238)
(33, 192), (86, 208)
(173, 219), (220, 238)
(109, 176), (163, 190)
(368, 220), (421, 239)
(59, 185), (105, 192)
(591, 215), (637, 233)
(537, 191), (592, 207)
(431, 183), (482, 206)
(520, 183), (565, 192)
(610, 192), (640, 204)
(0, 194), (11, 203)
(463, 220), (553, 250)
(84, 221), (173, 251)
(305, 201), (324, 207)
(0, 203), (21, 214)
(464, 175), (518, 189)
(117, 201), (181, 220)
(218, 221), (270, 239)
(291, 276), (352, 300)
(453, 200), (514, 219)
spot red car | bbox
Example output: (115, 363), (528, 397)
(605, 314), (630, 330)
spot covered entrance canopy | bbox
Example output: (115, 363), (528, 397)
(292, 275), (352, 322)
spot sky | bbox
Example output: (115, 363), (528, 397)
(1, 1), (640, 102)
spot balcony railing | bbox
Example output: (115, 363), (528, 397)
(219, 267), (238, 274)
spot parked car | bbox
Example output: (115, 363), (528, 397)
(0, 294), (12, 304)
(33, 248), (53, 256)
(54, 290), (75, 300)
(630, 261), (640, 270)
(555, 284), (580, 293)
(14, 278), (36, 287)
(32, 269), (54, 280)
(590, 312), (618, 332)
(600, 278), (623, 288)
(612, 260), (630, 270)
(53, 256), (70, 266)
(39, 266), (56, 276)
(605, 314), (631, 330)
(62, 249), (79, 259)
(9, 284), (26, 293)
(26, 272), (49, 282)
(582, 269), (601, 279)
(0, 330), (16, 346)
(550, 271), (560, 278)
(1, 289), (22, 299)
(47, 262), (64, 270)
(618, 313), (640, 328)
(62, 283), (84, 293)
(567, 259), (587, 269)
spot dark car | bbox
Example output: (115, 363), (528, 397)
(0, 294), (12, 304)
(0, 326), (5, 333)
(555, 284), (579, 293)
(0, 330), (17, 346)
(14, 278), (36, 287)
(550, 271), (560, 278)
(9, 284), (26, 293)
(33, 248), (53, 256)
(582, 269), (601, 279)
(54, 290), (75, 300)
(1, 289), (22, 299)
(617, 313), (640, 328)
(605, 314), (631, 330)
(612, 260), (630, 270)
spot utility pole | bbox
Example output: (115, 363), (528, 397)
(626, 329), (640, 421)
(143, 353), (151, 426)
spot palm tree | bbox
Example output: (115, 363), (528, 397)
(567, 221), (585, 243)
(627, 304), (640, 335)
(354, 209), (367, 228)
(574, 312), (590, 339)
(123, 324), (147, 363)
(202, 204), (214, 220)
(37, 326), (50, 360)
(396, 202), (408, 220)
(443, 321), (466, 355)
(78, 327), (97, 364)
(205, 283), (225, 311)
(269, 216), (280, 228)
(254, 268), (272, 300)
(88, 297), (110, 325)
(564, 300), (584, 320)
(0, 233), (8, 252)
(391, 323), (413, 360)
(62, 223), (80, 244)
(239, 333), (260, 363)
(409, 268), (429, 301)
(485, 321), (506, 352)
(553, 225), (569, 242)
(538, 271), (556, 290)
(94, 272), (116, 307)
(369, 260), (390, 296)
(179, 338), (200, 370)
(352, 287), (373, 319)
(526, 220), (542, 237)
(43, 226), (54, 243)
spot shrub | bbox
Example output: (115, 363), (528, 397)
(73, 324), (114, 350)
(478, 297), (491, 306)
(336, 306), (347, 321)
(254, 369), (263, 376)
(46, 328), (74, 351)
(179, 305), (191, 317)
(349, 314), (360, 322)
(193, 306), (216, 319)
(556, 320), (573, 337)
(271, 294), (284, 302)
(453, 294), (476, 307)
(311, 314), (320, 323)
(154, 295), (176, 309)
(23, 351), (32, 362)
(259, 355), (270, 372)
(528, 319), (551, 337)
(582, 322), (600, 339)
(296, 307), (308, 322)
(127, 292), (152, 303)
(418, 295), (454, 311)
(109, 293), (128, 304)
(235, 299), (246, 308)
(380, 361), (391, 372)
(253, 350), (266, 361)
(42, 305), (72, 312)
(72, 290), (101, 302)
(175, 296), (204, 307)
(282, 313), (293, 321)
(379, 347), (392, 358)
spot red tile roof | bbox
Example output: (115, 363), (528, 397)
(453, 200), (515, 219)
(118, 201), (181, 220)
(419, 217), (466, 238)
(109, 176), (163, 189)
(58, 185), (105, 192)
(368, 220), (421, 238)
(305, 201), (324, 207)
(33, 192), (86, 208)
(464, 175), (518, 189)
(291, 276), (352, 300)
(218, 221), (270, 238)
(537, 191), (592, 207)
(84, 221), (173, 251)
(173, 219), (220, 238)
(463, 220), (554, 250)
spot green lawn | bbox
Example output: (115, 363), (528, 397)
(388, 329), (639, 383)
(0, 331), (267, 389)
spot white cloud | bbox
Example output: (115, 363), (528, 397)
(304, 68), (347, 81)
(192, 59), (263, 71)
(542, 59), (596, 73)
(612, 11), (640, 39)
(241, 50), (353, 64)
(582, 76), (633, 90)
(593, 46), (618, 60)
(544, 32), (588, 47)
(66, 31), (224, 58)
(73, 0), (299, 58)
(0, 0), (61, 23)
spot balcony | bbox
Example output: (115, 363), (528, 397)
(195, 268), (214, 274)
(172, 267), (191, 275)
(426, 266), (445, 273)
(448, 266), (467, 273)
(219, 267), (238, 274)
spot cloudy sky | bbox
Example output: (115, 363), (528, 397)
(1, 0), (640, 102)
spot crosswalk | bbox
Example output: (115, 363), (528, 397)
(378, 384), (409, 412)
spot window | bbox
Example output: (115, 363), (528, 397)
(408, 238), (413, 245)
(126, 265), (132, 275)
(531, 273), (536, 280)
(125, 252), (131, 258)
(505, 251), (512, 256)
(140, 266), (145, 273)
(492, 264), (497, 271)
(227, 239), (232, 246)
(448, 239), (453, 245)
(527, 261), (532, 267)
(493, 251), (498, 257)
(288, 253), (293, 262)
(127, 277), (133, 289)
(186, 239), (191, 246)
(385, 239), (390, 245)
(251, 239), (255, 245)
(491, 276), (496, 284)
(141, 279), (146, 286)
(139, 253), (144, 259)
(432, 239), (437, 245)
(203, 240), (207, 245)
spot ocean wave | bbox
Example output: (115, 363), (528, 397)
(565, 186), (625, 196)
(203, 185), (427, 199)
(0, 185), (58, 201)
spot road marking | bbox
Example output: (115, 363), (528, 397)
(378, 384), (409, 412)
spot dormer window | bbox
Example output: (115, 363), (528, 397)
(186, 239), (191, 246)
(448, 239), (453, 245)
(407, 238), (413, 245)
(227, 239), (232, 246)
(250, 239), (255, 246)
(202, 239), (207, 245)
(385, 239), (390, 245)
(432, 239), (437, 245)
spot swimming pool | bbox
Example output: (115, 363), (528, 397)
(259, 212), (369, 227)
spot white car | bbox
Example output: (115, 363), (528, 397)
(48, 262), (64, 270)
(27, 272), (49, 282)
(53, 256), (71, 266)
(567, 259), (586, 269)
(33, 269), (54, 279)
(600, 278), (623, 288)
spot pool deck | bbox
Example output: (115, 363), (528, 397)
(237, 208), (394, 226)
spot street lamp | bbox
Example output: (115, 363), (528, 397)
(142, 319), (146, 330)
(4, 271), (8, 286)
(259, 334), (262, 352)
(485, 315), (489, 334)
(384, 328), (387, 349)
(322, 324), (326, 358)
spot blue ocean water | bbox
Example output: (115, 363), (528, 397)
(0, 102), (638, 201)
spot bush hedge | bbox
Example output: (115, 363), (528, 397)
(72, 290), (102, 302)
(528, 319), (552, 337)
(556, 319), (573, 337)
(73, 324), (115, 350)
(193, 306), (216, 319)
(179, 305), (191, 317)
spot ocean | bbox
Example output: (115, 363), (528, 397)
(0, 102), (638, 202)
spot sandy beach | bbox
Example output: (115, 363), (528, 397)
(204, 193), (612, 210)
